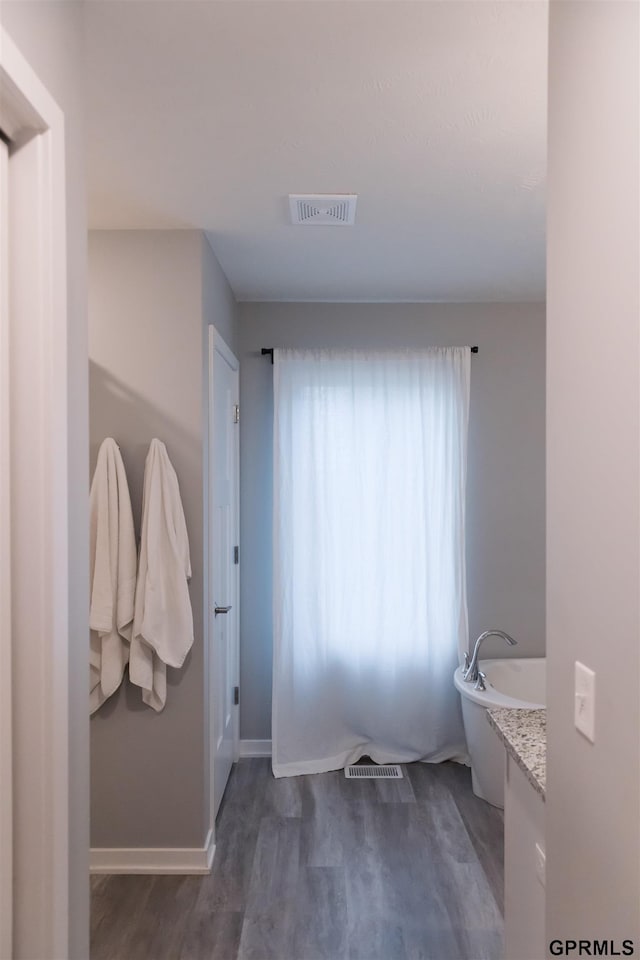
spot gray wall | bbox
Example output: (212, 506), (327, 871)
(89, 230), (238, 848)
(238, 301), (546, 740)
(202, 235), (238, 357)
(1, 3), (89, 956)
(546, 0), (640, 943)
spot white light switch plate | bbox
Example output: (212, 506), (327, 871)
(574, 661), (596, 742)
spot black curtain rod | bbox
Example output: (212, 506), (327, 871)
(261, 346), (478, 364)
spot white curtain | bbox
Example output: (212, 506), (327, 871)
(272, 347), (470, 778)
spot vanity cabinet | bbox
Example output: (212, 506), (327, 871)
(503, 753), (546, 960)
(487, 709), (547, 960)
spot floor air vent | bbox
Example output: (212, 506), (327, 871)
(344, 764), (403, 779)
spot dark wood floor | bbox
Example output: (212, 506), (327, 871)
(91, 758), (504, 960)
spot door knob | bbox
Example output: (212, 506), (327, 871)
(214, 605), (232, 616)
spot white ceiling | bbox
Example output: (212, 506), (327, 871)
(85, 1), (548, 302)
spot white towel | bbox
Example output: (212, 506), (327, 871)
(130, 439), (193, 711)
(89, 438), (137, 714)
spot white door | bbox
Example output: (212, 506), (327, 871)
(208, 326), (240, 821)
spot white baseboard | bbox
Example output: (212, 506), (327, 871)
(90, 826), (216, 875)
(239, 739), (272, 757)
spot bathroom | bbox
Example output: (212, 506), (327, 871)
(1, 2), (638, 959)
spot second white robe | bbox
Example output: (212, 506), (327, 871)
(130, 439), (193, 711)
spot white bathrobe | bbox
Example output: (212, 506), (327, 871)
(130, 439), (193, 711)
(89, 438), (137, 714)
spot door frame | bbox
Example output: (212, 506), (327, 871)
(0, 129), (11, 960)
(0, 28), (71, 959)
(206, 324), (240, 836)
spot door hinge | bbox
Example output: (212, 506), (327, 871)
(233, 404), (239, 424)
(233, 685), (239, 706)
(234, 545), (239, 565)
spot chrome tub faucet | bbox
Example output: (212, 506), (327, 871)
(463, 629), (518, 684)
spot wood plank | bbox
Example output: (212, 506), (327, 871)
(90, 875), (155, 960)
(291, 867), (347, 960)
(299, 771), (366, 868)
(179, 910), (243, 960)
(121, 876), (200, 960)
(263, 770), (303, 818)
(407, 762), (480, 864)
(194, 758), (271, 913)
(236, 816), (301, 960)
(374, 771), (417, 804)
(358, 801), (459, 960)
(435, 761), (505, 913)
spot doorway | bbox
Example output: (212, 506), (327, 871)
(208, 325), (240, 826)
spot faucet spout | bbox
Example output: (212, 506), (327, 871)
(463, 629), (517, 683)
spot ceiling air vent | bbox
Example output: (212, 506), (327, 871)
(289, 194), (357, 226)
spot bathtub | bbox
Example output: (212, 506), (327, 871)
(453, 657), (546, 808)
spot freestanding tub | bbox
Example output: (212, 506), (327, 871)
(453, 657), (546, 808)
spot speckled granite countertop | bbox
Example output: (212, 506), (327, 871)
(487, 708), (546, 800)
